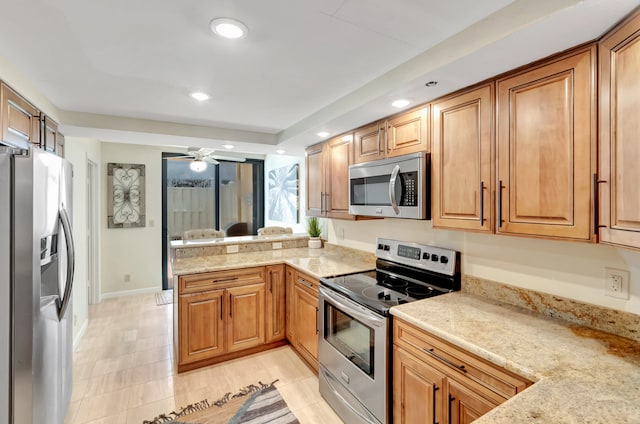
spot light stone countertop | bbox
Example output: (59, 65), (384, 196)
(170, 233), (308, 249)
(171, 245), (376, 280)
(390, 292), (640, 423)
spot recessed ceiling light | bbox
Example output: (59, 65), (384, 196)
(210, 18), (248, 39)
(276, 149), (286, 154)
(190, 92), (210, 101)
(425, 81), (438, 87)
(391, 99), (411, 108)
(222, 144), (235, 150)
(317, 131), (330, 138)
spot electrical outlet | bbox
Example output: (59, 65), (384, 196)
(226, 245), (239, 254)
(124, 274), (131, 283)
(604, 268), (630, 299)
(272, 242), (282, 249)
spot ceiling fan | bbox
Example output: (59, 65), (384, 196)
(170, 147), (246, 172)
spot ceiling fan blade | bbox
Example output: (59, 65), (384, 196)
(210, 154), (246, 162)
(202, 157), (219, 165)
(164, 155), (194, 160)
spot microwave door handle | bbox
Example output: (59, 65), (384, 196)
(389, 164), (400, 215)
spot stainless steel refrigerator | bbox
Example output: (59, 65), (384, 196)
(0, 142), (75, 424)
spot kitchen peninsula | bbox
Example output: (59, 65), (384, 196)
(170, 235), (376, 372)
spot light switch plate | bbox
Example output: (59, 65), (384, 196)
(226, 245), (239, 254)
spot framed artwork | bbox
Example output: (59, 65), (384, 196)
(268, 163), (299, 223)
(107, 163), (146, 228)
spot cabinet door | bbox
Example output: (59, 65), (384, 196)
(393, 347), (446, 424)
(306, 143), (325, 216)
(293, 278), (319, 370)
(387, 106), (430, 157)
(432, 84), (494, 233)
(285, 266), (295, 342)
(265, 264), (285, 343)
(179, 290), (225, 364)
(326, 134), (353, 219)
(1, 83), (39, 146)
(227, 283), (266, 353)
(447, 378), (501, 424)
(599, 11), (640, 249)
(497, 46), (596, 241)
(353, 121), (385, 164)
(41, 115), (59, 153)
(55, 133), (65, 158)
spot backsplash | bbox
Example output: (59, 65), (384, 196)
(173, 236), (309, 259)
(463, 275), (640, 343)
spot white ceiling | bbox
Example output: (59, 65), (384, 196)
(0, 0), (638, 155)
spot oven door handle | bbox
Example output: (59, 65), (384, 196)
(319, 287), (385, 328)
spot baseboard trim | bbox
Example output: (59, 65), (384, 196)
(73, 319), (88, 351)
(101, 287), (160, 299)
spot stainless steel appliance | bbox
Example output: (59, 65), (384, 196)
(1, 142), (75, 424)
(348, 152), (429, 219)
(319, 238), (460, 424)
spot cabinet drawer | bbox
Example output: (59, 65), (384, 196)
(294, 270), (319, 295)
(179, 267), (265, 294)
(394, 319), (530, 399)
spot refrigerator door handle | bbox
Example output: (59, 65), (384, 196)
(58, 206), (75, 320)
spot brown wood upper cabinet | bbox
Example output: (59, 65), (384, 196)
(496, 45), (597, 241)
(432, 83), (494, 233)
(40, 115), (59, 154)
(306, 133), (354, 219)
(599, 9), (640, 250)
(1, 83), (39, 147)
(353, 106), (430, 164)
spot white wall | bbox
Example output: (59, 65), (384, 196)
(100, 142), (168, 295)
(327, 218), (640, 314)
(264, 154), (307, 233)
(65, 137), (101, 343)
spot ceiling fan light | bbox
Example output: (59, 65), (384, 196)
(190, 160), (208, 172)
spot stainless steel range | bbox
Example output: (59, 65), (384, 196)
(318, 238), (460, 424)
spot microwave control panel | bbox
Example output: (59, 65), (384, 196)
(400, 172), (418, 206)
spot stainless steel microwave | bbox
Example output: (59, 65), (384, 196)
(348, 152), (430, 219)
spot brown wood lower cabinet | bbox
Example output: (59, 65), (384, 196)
(176, 266), (284, 372)
(287, 268), (320, 372)
(266, 264), (286, 343)
(393, 318), (531, 424)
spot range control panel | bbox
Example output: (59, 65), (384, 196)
(375, 238), (457, 276)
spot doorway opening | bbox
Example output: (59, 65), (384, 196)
(87, 158), (100, 304)
(161, 154), (264, 290)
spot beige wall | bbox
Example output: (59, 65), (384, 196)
(100, 142), (170, 295)
(64, 137), (101, 344)
(327, 218), (640, 314)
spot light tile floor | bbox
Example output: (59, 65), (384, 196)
(65, 293), (343, 424)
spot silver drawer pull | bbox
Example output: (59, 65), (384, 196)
(297, 278), (314, 289)
(213, 276), (238, 283)
(422, 347), (467, 373)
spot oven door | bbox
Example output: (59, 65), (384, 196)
(318, 286), (388, 424)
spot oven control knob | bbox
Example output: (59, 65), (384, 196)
(377, 291), (384, 299)
(377, 243), (384, 250)
(383, 244), (390, 251)
(422, 252), (430, 260)
(431, 254), (439, 262)
(440, 256), (449, 264)
(384, 294), (391, 301)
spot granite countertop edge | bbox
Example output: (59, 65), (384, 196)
(389, 292), (640, 423)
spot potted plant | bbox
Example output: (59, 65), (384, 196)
(307, 216), (322, 248)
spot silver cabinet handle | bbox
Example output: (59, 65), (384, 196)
(422, 347), (467, 373)
(389, 164), (401, 215)
(297, 278), (314, 289)
(479, 181), (485, 226)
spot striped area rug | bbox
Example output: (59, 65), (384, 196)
(144, 380), (299, 424)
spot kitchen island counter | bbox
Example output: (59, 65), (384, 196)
(171, 243), (376, 280)
(390, 292), (640, 423)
